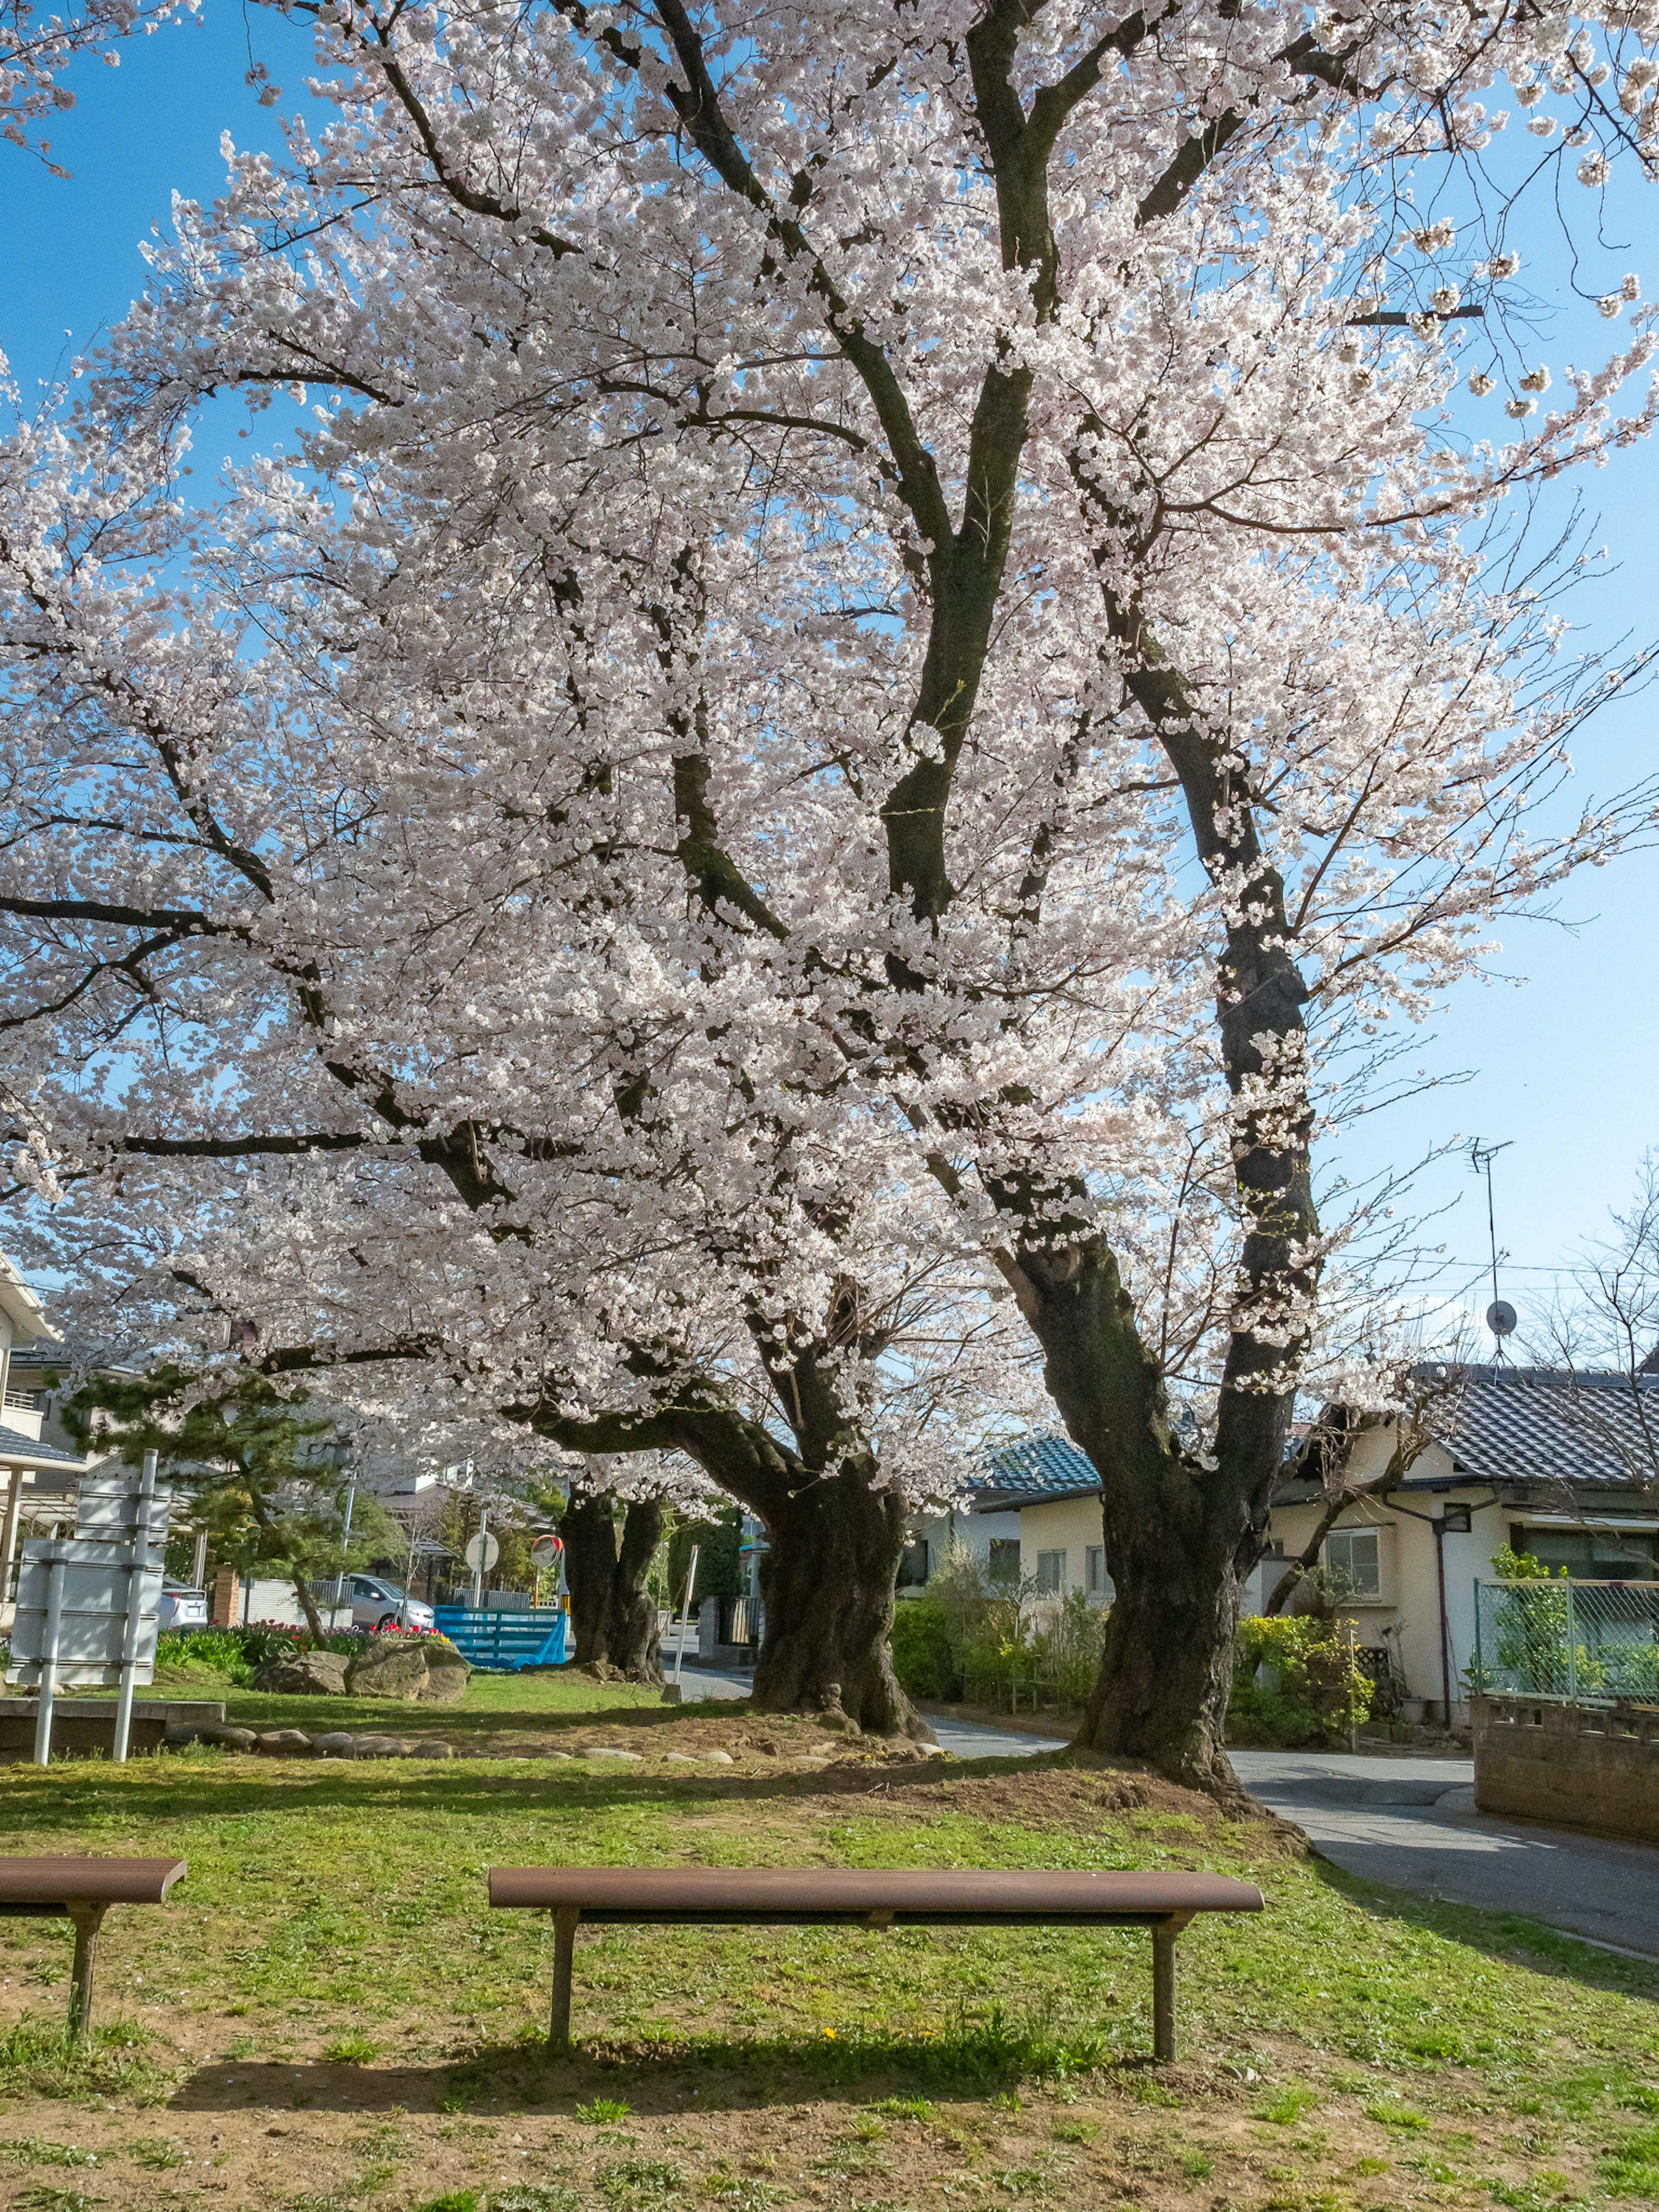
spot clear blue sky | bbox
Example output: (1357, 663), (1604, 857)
(4, 21), (1655, 1348)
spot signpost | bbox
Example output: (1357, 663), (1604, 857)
(6, 1450), (172, 1765)
(464, 1522), (499, 1609)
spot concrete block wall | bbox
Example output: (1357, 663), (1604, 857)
(1472, 1694), (1659, 1845)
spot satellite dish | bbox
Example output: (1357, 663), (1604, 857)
(1486, 1300), (1517, 1338)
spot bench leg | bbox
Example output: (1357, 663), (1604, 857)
(1151, 1925), (1177, 2064)
(65, 1903), (106, 2047)
(550, 1905), (581, 2053)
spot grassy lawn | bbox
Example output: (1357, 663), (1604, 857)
(0, 1672), (1655, 2211)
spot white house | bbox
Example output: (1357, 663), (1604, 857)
(0, 1256), (95, 1627)
(939, 1369), (1659, 1724)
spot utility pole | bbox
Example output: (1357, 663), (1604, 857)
(1469, 1139), (1516, 1358)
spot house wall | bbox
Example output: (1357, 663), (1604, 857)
(909, 1505), (1021, 1580)
(1017, 1494), (1112, 1602)
(1263, 1430), (1505, 1719)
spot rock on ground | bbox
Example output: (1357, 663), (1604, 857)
(344, 1636), (473, 1703)
(255, 1729), (313, 1755)
(251, 1650), (350, 1697)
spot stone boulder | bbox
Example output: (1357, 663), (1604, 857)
(345, 1635), (471, 1704)
(255, 1728), (313, 1756)
(197, 1723), (257, 1752)
(421, 1641), (472, 1704)
(251, 1650), (350, 1697)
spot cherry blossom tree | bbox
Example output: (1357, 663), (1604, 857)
(2, 0), (1657, 1775)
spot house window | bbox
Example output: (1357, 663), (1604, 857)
(1035, 1549), (1067, 1594)
(1518, 1528), (1658, 1581)
(1084, 1546), (1111, 1597)
(987, 1538), (1021, 1583)
(1325, 1527), (1382, 1601)
(896, 1539), (930, 1588)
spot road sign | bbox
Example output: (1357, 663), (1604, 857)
(530, 1534), (564, 1565)
(463, 1530), (500, 1572)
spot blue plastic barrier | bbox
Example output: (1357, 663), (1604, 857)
(434, 1606), (568, 1672)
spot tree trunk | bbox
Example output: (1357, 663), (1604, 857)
(563, 1488), (619, 1668)
(751, 1467), (928, 1740)
(563, 1484), (666, 1682)
(606, 1498), (666, 1682)
(1080, 1515), (1247, 1789)
(292, 1571), (327, 1642)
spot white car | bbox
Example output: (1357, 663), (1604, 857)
(158, 1579), (209, 1629)
(340, 1575), (435, 1633)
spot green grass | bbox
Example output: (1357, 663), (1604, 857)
(0, 1672), (1656, 2207)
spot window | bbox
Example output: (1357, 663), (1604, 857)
(1084, 1546), (1112, 1598)
(1518, 1527), (1658, 1581)
(1324, 1527), (1382, 1601)
(987, 1538), (1021, 1583)
(896, 1539), (930, 1588)
(1035, 1549), (1067, 1594)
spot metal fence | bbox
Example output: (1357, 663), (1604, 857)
(1472, 1577), (1659, 1704)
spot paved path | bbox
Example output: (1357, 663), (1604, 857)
(673, 1666), (1066, 1759)
(1230, 1748), (1659, 1961)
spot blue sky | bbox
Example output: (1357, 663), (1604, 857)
(4, 19), (1655, 1351)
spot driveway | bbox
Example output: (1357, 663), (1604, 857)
(1230, 1748), (1659, 1962)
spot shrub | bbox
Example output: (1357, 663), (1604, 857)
(1228, 1615), (1371, 1748)
(890, 1602), (961, 1699)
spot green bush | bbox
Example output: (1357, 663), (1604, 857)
(1227, 1614), (1371, 1748)
(890, 1602), (961, 1699)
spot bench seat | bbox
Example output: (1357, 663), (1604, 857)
(489, 1865), (1263, 2060)
(0, 1856), (186, 2041)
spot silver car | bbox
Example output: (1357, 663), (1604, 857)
(342, 1575), (435, 1633)
(158, 1579), (209, 1629)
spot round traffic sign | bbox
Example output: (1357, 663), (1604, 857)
(463, 1530), (500, 1571)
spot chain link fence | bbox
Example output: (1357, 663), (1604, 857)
(1472, 1577), (1659, 1703)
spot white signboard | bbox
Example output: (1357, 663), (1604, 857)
(5, 1454), (172, 1764)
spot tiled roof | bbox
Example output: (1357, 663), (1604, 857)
(0, 1424), (84, 1468)
(1433, 1366), (1659, 1491)
(976, 1431), (1099, 1504)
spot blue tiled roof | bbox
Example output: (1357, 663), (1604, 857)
(0, 1424), (84, 1467)
(977, 1432), (1099, 1503)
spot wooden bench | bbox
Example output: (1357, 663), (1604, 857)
(0, 1857), (187, 2042)
(489, 1866), (1263, 2062)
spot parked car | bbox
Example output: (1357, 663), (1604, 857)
(340, 1575), (435, 1633)
(158, 1579), (209, 1630)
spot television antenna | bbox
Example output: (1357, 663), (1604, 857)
(1468, 1138), (1516, 1352)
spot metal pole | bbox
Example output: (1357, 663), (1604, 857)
(332, 1481), (356, 1630)
(112, 1450), (158, 1764)
(191, 1527), (208, 1592)
(33, 1550), (66, 1766)
(1348, 1620), (1359, 1755)
(550, 1904), (580, 2052)
(472, 1510), (488, 1610)
(1565, 1579), (1579, 1704)
(66, 1902), (106, 2046)
(1151, 1926), (1177, 2063)
(673, 1544), (700, 1688)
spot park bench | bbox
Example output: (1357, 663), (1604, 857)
(489, 1865), (1263, 2062)
(0, 1856), (186, 2042)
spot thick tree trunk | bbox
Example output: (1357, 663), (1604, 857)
(563, 1488), (619, 1668)
(751, 1468), (928, 1740)
(1081, 1517), (1247, 1789)
(563, 1484), (665, 1682)
(606, 1497), (665, 1681)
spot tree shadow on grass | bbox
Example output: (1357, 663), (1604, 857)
(1307, 1853), (1659, 2005)
(165, 2010), (1142, 2119)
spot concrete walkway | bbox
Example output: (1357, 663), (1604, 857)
(673, 1665), (1068, 1759)
(1230, 1748), (1659, 1961)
